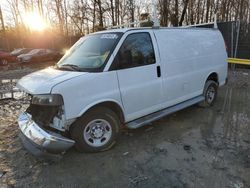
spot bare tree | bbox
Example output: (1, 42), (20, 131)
(205, 0), (210, 23)
(179, 0), (189, 26)
(97, 0), (104, 28)
(170, 0), (179, 26)
(0, 5), (5, 32)
(110, 0), (115, 25)
(159, 0), (169, 26)
(1, 0), (250, 52)
(55, 0), (64, 34)
(127, 0), (135, 24)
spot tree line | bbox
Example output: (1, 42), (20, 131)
(0, 0), (249, 50)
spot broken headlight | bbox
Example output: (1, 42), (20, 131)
(31, 94), (63, 106)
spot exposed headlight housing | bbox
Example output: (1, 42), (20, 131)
(31, 94), (63, 106)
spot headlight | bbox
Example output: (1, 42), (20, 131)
(31, 94), (63, 106)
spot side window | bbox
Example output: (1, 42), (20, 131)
(38, 50), (45, 55)
(115, 33), (156, 69)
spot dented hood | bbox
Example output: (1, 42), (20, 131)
(17, 67), (84, 94)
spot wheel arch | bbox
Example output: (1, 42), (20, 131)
(205, 72), (219, 85)
(77, 99), (125, 124)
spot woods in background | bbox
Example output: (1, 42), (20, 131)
(0, 0), (249, 51)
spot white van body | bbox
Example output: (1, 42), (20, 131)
(17, 28), (227, 157)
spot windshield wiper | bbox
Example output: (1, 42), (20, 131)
(57, 64), (82, 71)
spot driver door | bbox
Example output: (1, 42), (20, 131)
(113, 31), (164, 122)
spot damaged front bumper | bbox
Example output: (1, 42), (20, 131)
(18, 112), (75, 160)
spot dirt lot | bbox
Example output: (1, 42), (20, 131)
(0, 64), (250, 188)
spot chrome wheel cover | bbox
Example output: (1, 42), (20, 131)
(83, 119), (112, 147)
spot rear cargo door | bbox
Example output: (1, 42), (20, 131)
(112, 31), (164, 121)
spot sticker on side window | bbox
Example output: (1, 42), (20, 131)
(100, 34), (118, 39)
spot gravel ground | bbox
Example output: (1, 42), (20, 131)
(0, 64), (249, 188)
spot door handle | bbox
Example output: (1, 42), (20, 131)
(157, 66), (161, 77)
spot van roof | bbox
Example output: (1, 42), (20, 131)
(94, 27), (217, 34)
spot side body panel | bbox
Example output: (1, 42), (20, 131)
(52, 28), (227, 125)
(108, 30), (164, 122)
(51, 71), (124, 121)
(154, 29), (227, 108)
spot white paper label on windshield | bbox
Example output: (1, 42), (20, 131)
(101, 34), (118, 39)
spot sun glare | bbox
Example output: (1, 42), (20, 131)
(23, 12), (47, 31)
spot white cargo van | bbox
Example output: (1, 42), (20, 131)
(17, 27), (227, 158)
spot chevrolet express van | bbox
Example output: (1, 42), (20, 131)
(17, 28), (227, 158)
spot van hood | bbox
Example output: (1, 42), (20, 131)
(17, 67), (84, 94)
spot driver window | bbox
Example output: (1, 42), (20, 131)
(115, 32), (156, 69)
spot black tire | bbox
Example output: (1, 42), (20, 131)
(70, 106), (120, 153)
(199, 80), (218, 107)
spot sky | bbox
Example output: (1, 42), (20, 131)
(0, 0), (53, 27)
(0, 0), (155, 29)
(1, 0), (20, 26)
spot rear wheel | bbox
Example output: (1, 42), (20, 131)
(70, 107), (120, 153)
(199, 80), (218, 107)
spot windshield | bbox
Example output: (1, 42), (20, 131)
(57, 32), (122, 71)
(11, 49), (22, 53)
(28, 49), (41, 55)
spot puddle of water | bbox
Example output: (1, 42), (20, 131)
(1, 79), (18, 83)
(0, 79), (28, 100)
(0, 79), (18, 85)
(14, 92), (28, 99)
(0, 92), (12, 99)
(0, 92), (27, 99)
(1, 79), (11, 84)
(1, 79), (17, 84)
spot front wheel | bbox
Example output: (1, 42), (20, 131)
(70, 107), (120, 153)
(199, 80), (218, 107)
